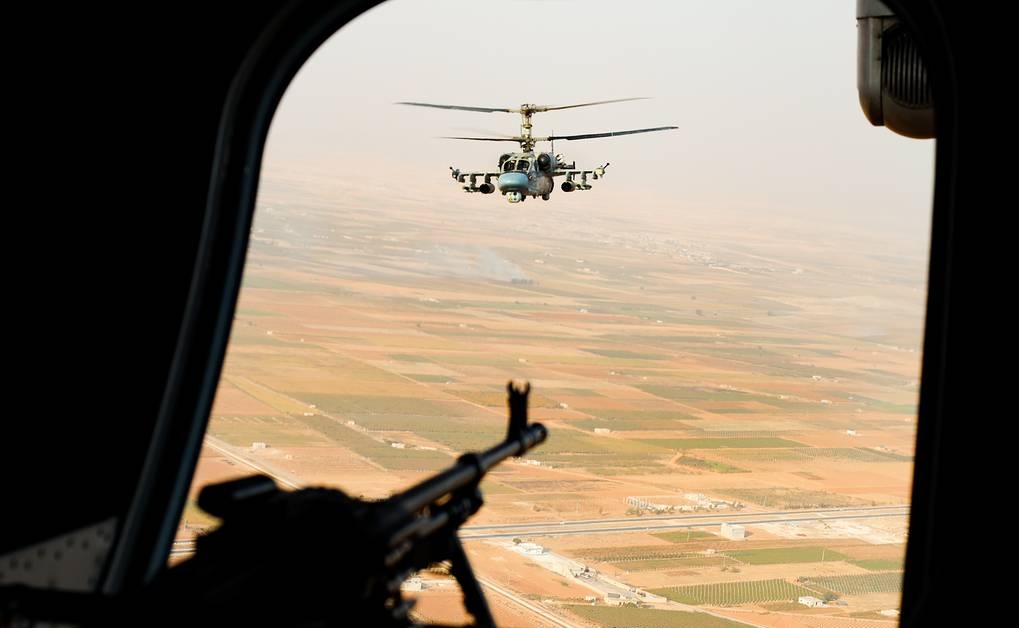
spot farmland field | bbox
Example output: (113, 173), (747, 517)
(567, 605), (748, 628)
(801, 572), (904, 596)
(651, 579), (818, 605)
(180, 157), (926, 626)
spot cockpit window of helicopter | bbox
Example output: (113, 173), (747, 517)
(177, 1), (934, 625)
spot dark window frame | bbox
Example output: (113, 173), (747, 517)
(96, 4), (963, 626)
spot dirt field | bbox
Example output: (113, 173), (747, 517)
(176, 166), (925, 623)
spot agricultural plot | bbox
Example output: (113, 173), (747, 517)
(582, 409), (702, 422)
(718, 488), (869, 509)
(725, 547), (848, 565)
(185, 168), (925, 613)
(523, 430), (671, 472)
(287, 393), (472, 417)
(652, 530), (717, 543)
(613, 555), (725, 571)
(206, 416), (325, 447)
(801, 572), (903, 596)
(851, 394), (917, 414)
(571, 546), (713, 563)
(714, 449), (808, 463)
(567, 605), (747, 628)
(573, 418), (698, 432)
(651, 579), (817, 606)
(406, 374), (456, 383)
(296, 414), (450, 471)
(582, 348), (668, 360)
(638, 438), (805, 449)
(672, 456), (747, 473)
(795, 448), (913, 462)
(850, 558), (904, 571)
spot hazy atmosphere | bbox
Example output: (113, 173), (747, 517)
(181, 2), (935, 627)
(265, 0), (933, 236)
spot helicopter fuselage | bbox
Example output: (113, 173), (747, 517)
(496, 152), (555, 202)
(399, 98), (675, 203)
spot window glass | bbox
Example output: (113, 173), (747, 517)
(178, 2), (934, 626)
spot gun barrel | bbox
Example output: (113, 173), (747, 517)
(375, 423), (547, 532)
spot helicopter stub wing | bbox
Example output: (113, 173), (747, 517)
(449, 167), (502, 193)
(552, 163), (610, 191)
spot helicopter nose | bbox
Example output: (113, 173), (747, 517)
(497, 172), (529, 193)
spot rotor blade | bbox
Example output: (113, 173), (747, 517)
(540, 126), (678, 141)
(440, 136), (523, 142)
(397, 101), (513, 113)
(530, 97), (651, 112)
(451, 126), (517, 139)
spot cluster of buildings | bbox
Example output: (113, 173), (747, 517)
(625, 496), (674, 513)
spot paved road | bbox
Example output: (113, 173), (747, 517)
(172, 506), (907, 555)
(477, 576), (580, 628)
(464, 504), (906, 530)
(459, 506), (908, 540)
(203, 435), (303, 490)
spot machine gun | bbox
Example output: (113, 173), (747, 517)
(147, 381), (546, 627)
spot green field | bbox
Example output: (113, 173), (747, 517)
(718, 488), (867, 509)
(296, 414), (451, 471)
(405, 373), (456, 383)
(725, 547), (848, 565)
(572, 546), (717, 563)
(207, 416), (324, 447)
(613, 555), (724, 571)
(651, 579), (817, 606)
(796, 448), (913, 462)
(715, 449), (808, 462)
(801, 572), (903, 595)
(583, 348), (668, 360)
(342, 413), (506, 452)
(567, 605), (747, 628)
(851, 394), (917, 414)
(850, 558), (904, 571)
(289, 393), (469, 416)
(583, 409), (702, 421)
(573, 418), (697, 431)
(673, 456), (747, 473)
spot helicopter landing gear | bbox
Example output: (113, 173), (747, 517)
(541, 194), (550, 201)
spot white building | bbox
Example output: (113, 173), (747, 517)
(720, 523), (746, 540)
(251, 442), (268, 450)
(517, 542), (546, 555)
(798, 596), (825, 608)
(603, 592), (624, 606)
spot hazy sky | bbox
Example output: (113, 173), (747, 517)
(263, 0), (934, 237)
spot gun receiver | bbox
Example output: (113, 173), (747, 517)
(151, 380), (547, 628)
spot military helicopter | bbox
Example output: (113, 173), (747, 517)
(396, 98), (677, 203)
